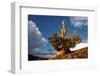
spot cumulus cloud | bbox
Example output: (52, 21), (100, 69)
(28, 20), (48, 55)
(70, 17), (88, 27)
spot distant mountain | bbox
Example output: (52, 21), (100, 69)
(28, 55), (48, 61)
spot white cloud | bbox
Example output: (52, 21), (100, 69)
(70, 17), (88, 27)
(70, 43), (88, 51)
(28, 20), (48, 55)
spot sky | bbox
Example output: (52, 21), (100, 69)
(28, 15), (88, 57)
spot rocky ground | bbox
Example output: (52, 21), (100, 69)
(49, 47), (88, 60)
(28, 47), (88, 61)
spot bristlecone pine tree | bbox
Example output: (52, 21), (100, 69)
(48, 19), (81, 57)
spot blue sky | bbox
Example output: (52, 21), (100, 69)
(28, 15), (88, 56)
